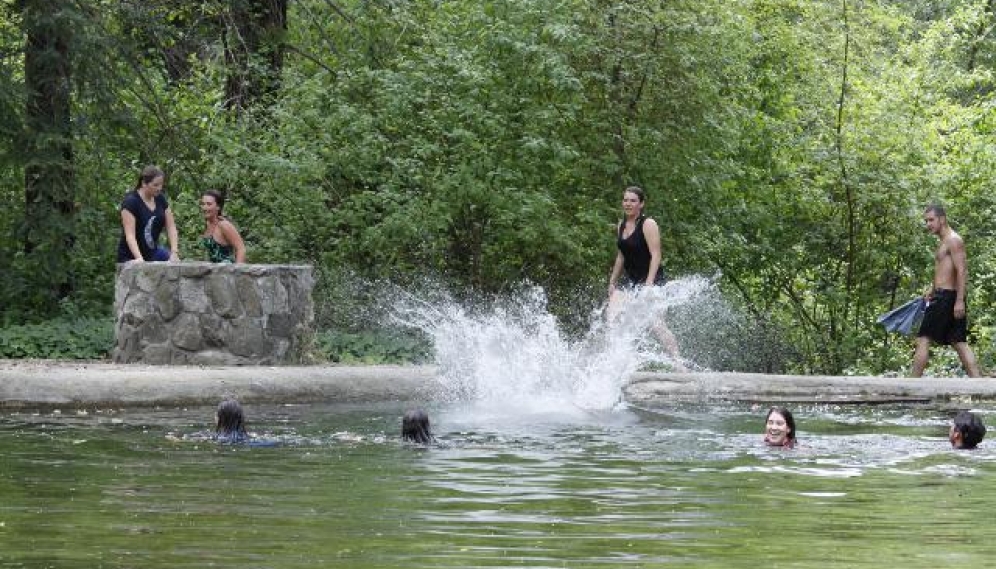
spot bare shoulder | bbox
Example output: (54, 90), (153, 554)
(642, 217), (660, 231)
(944, 230), (966, 252)
(218, 218), (240, 231)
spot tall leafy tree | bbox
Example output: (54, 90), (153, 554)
(19, 0), (77, 314)
(224, 0), (287, 111)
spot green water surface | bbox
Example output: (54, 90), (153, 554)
(0, 401), (993, 568)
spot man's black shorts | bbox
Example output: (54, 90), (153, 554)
(917, 288), (968, 345)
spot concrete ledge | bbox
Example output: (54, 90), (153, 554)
(624, 372), (996, 405)
(3, 362), (996, 409)
(0, 362), (437, 408)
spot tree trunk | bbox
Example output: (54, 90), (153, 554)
(224, 0), (288, 112)
(22, 0), (76, 306)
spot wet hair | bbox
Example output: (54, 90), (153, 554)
(134, 165), (165, 190)
(924, 203), (947, 218)
(216, 398), (248, 442)
(953, 410), (986, 449)
(624, 185), (646, 203)
(402, 409), (432, 444)
(202, 190), (226, 215)
(765, 406), (796, 443)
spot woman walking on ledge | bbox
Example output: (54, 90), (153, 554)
(606, 185), (682, 362)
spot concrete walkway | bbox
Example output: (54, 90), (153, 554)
(2, 361), (996, 408)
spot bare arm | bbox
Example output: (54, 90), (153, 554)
(120, 209), (144, 262)
(165, 207), (180, 261)
(950, 236), (968, 318)
(219, 219), (247, 263)
(642, 218), (662, 286)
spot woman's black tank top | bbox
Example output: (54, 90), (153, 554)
(617, 215), (665, 286)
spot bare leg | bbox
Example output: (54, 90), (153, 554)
(952, 342), (982, 377)
(650, 321), (687, 371)
(650, 321), (680, 358)
(911, 336), (931, 377)
(605, 288), (629, 325)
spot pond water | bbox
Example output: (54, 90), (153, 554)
(1, 400), (995, 568)
(4, 280), (994, 567)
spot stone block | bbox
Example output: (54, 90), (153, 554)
(154, 284), (180, 322)
(179, 264), (212, 278)
(199, 313), (227, 347)
(179, 278), (210, 313)
(142, 344), (172, 365)
(258, 275), (289, 314)
(205, 272), (241, 318)
(114, 262), (313, 364)
(171, 313), (204, 351)
(237, 275), (263, 317)
(265, 313), (296, 337)
(229, 319), (272, 357)
(134, 267), (164, 293)
(121, 291), (154, 321)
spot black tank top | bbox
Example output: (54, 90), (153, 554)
(617, 215), (665, 286)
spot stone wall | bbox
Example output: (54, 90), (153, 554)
(113, 262), (314, 365)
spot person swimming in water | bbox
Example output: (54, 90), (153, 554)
(215, 398), (249, 443)
(763, 406), (796, 449)
(949, 410), (986, 449)
(402, 409), (433, 444)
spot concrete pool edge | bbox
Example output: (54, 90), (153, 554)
(3, 361), (996, 408)
(0, 362), (439, 408)
(625, 372), (996, 406)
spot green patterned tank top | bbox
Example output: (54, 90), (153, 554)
(201, 235), (235, 263)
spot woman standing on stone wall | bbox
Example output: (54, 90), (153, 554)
(117, 165), (180, 263)
(199, 190), (246, 263)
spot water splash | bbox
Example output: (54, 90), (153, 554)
(387, 276), (713, 412)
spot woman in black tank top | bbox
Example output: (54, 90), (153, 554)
(608, 186), (664, 291)
(605, 186), (683, 366)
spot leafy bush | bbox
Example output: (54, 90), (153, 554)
(0, 317), (114, 360)
(311, 329), (431, 364)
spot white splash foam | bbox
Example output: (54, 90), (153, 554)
(389, 276), (712, 411)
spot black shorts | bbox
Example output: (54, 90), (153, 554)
(616, 269), (667, 290)
(917, 289), (968, 345)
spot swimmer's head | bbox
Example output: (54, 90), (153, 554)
(764, 406), (796, 448)
(402, 409), (432, 444)
(950, 410), (986, 449)
(216, 398), (247, 438)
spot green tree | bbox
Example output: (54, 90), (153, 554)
(18, 0), (77, 315)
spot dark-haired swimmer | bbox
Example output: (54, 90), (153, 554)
(215, 398), (249, 444)
(402, 409), (433, 444)
(764, 406), (796, 449)
(950, 410), (986, 449)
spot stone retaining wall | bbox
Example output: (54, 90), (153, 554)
(113, 262), (314, 365)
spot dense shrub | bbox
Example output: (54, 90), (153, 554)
(0, 317), (114, 360)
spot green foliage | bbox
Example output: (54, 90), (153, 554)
(1, 0), (995, 372)
(311, 329), (431, 364)
(0, 316), (114, 359)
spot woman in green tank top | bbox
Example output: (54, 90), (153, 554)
(199, 190), (246, 263)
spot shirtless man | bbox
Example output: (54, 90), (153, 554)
(912, 204), (982, 377)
